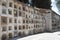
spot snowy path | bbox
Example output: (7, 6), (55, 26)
(17, 32), (60, 40)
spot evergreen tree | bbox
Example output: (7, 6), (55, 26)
(19, 0), (51, 9)
(32, 0), (51, 9)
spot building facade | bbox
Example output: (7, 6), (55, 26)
(0, 0), (60, 40)
(0, 0), (47, 40)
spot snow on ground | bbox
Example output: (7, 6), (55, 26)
(17, 31), (60, 40)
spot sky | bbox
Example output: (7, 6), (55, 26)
(51, 0), (60, 15)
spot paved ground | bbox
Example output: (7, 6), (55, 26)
(17, 31), (60, 40)
(8, 36), (20, 40)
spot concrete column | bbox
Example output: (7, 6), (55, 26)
(0, 16), (2, 40)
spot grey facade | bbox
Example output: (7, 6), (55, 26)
(51, 11), (60, 31)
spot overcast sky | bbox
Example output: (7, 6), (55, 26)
(51, 0), (60, 15)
